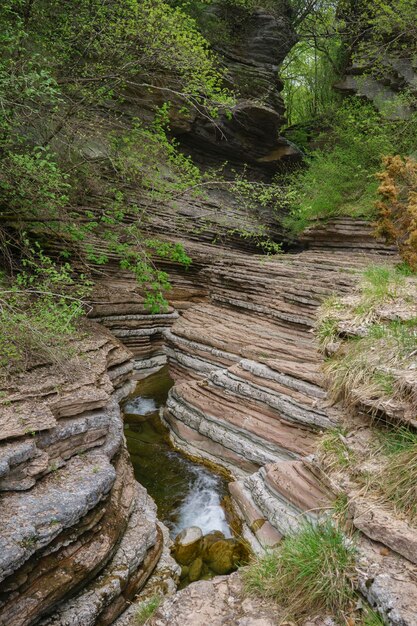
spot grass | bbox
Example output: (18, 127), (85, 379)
(360, 265), (405, 303)
(319, 429), (355, 470)
(134, 595), (161, 625)
(332, 493), (350, 525)
(362, 605), (386, 626)
(376, 427), (417, 520)
(317, 263), (417, 409)
(353, 265), (412, 320)
(323, 317), (417, 407)
(316, 295), (344, 350)
(316, 317), (340, 349)
(244, 519), (356, 622)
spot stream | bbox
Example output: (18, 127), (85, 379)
(123, 366), (232, 539)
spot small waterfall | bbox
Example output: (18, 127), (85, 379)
(171, 461), (232, 538)
(123, 367), (232, 541)
(124, 396), (158, 416)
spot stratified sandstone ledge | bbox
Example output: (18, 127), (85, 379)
(0, 324), (162, 626)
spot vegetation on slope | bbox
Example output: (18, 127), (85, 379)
(317, 264), (417, 409)
(317, 262), (417, 525)
(0, 0), (235, 372)
(244, 519), (357, 622)
(1, 0), (416, 369)
(375, 156), (417, 270)
(281, 0), (417, 236)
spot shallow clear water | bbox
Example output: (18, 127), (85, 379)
(123, 366), (232, 538)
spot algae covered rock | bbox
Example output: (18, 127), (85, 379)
(172, 526), (203, 565)
(205, 539), (235, 574)
(188, 557), (203, 582)
(172, 527), (250, 582)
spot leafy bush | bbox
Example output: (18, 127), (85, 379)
(244, 519), (356, 621)
(375, 155), (417, 270)
(0, 0), (234, 316)
(283, 98), (417, 234)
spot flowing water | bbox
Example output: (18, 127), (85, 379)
(123, 366), (232, 538)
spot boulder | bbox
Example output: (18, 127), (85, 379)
(172, 526), (203, 565)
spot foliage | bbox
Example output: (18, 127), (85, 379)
(362, 605), (386, 626)
(282, 98), (416, 234)
(342, 0), (417, 77)
(375, 155), (417, 270)
(0, 0), (234, 317)
(244, 519), (356, 622)
(0, 249), (89, 373)
(317, 263), (417, 413)
(319, 429), (354, 470)
(281, 2), (343, 126)
(358, 265), (408, 310)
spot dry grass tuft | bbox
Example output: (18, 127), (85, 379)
(376, 427), (417, 520)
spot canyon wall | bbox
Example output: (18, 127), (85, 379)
(1, 3), (416, 625)
(160, 220), (417, 625)
(0, 325), (167, 625)
(0, 3), (299, 624)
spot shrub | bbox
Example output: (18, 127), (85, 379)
(244, 519), (356, 622)
(0, 250), (89, 374)
(283, 98), (415, 234)
(375, 155), (417, 270)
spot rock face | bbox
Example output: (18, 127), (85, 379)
(177, 3), (300, 165)
(154, 218), (417, 624)
(0, 325), (162, 626)
(0, 5), (301, 623)
(148, 570), (280, 626)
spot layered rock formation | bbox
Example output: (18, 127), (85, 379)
(158, 219), (417, 624)
(0, 325), (164, 625)
(180, 3), (299, 165)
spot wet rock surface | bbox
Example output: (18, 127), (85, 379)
(172, 528), (250, 585)
(172, 526), (203, 566)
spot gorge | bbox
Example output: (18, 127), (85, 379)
(0, 1), (417, 625)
